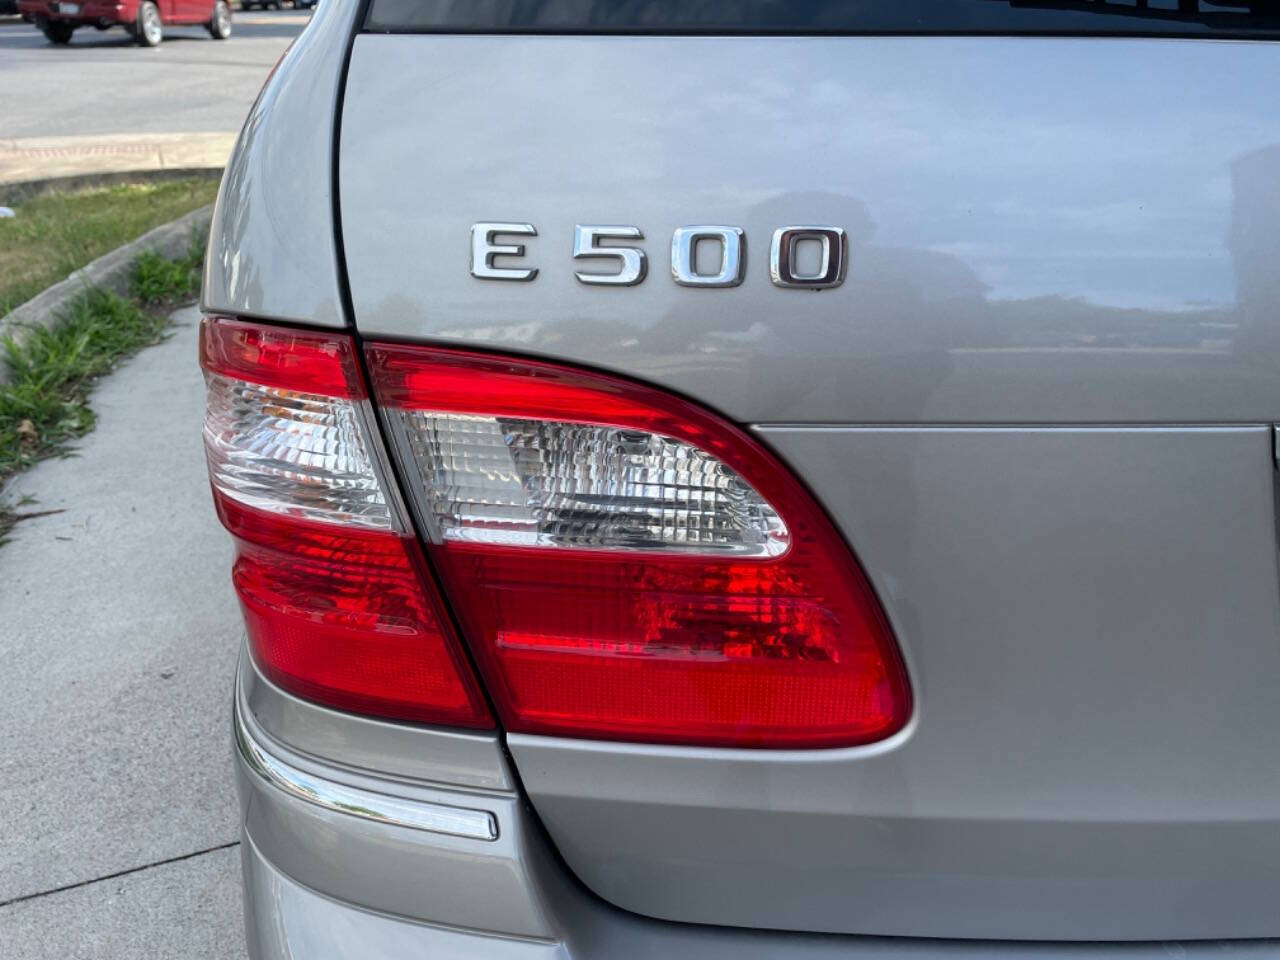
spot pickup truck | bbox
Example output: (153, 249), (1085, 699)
(201, 2), (1280, 957)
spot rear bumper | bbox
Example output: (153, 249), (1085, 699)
(234, 666), (1280, 960)
(240, 839), (561, 960)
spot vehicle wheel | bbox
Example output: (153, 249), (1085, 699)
(239, 0), (253, 8)
(41, 20), (75, 43)
(135, 0), (161, 45)
(207, 0), (231, 38)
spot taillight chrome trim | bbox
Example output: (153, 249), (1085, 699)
(351, 391), (417, 533)
(236, 700), (499, 842)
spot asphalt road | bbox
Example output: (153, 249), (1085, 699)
(0, 309), (247, 958)
(0, 10), (306, 138)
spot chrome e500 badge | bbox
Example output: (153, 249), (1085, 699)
(470, 223), (848, 290)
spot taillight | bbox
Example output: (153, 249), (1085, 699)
(203, 317), (910, 747)
(366, 346), (911, 749)
(200, 317), (491, 728)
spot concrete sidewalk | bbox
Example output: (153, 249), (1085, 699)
(0, 133), (235, 185)
(0, 308), (246, 958)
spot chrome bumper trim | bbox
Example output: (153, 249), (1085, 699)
(235, 706), (499, 842)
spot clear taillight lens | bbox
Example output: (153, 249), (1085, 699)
(367, 346), (911, 749)
(393, 412), (788, 555)
(200, 317), (491, 728)
(203, 374), (392, 529)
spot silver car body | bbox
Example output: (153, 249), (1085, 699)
(206, 1), (1280, 955)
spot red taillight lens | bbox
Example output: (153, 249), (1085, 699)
(200, 317), (491, 728)
(200, 315), (365, 397)
(433, 543), (903, 747)
(216, 495), (488, 726)
(367, 345), (911, 749)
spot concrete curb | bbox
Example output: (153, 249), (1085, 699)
(0, 167), (223, 207)
(0, 204), (212, 385)
(0, 133), (236, 188)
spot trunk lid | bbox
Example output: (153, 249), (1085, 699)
(338, 29), (1280, 940)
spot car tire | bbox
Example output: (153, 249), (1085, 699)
(239, 0), (254, 8)
(134, 0), (162, 45)
(41, 20), (75, 43)
(208, 0), (231, 38)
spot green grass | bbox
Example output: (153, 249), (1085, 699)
(0, 244), (204, 542)
(0, 177), (217, 316)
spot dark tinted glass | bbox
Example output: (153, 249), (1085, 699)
(366, 0), (1280, 37)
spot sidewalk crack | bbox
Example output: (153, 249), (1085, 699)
(0, 840), (240, 909)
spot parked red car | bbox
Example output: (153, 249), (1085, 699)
(17, 0), (231, 45)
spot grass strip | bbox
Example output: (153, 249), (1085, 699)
(0, 177), (218, 316)
(0, 243), (204, 542)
